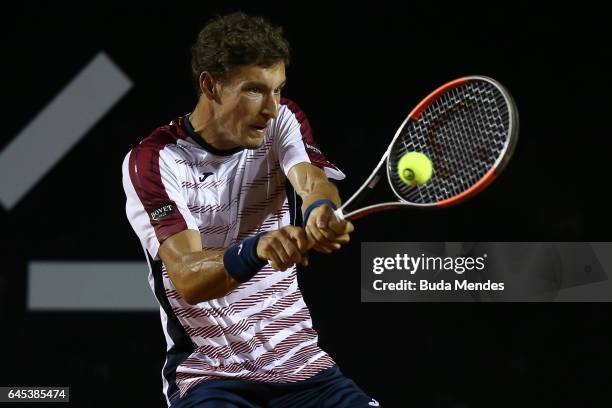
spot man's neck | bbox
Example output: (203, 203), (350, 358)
(188, 100), (228, 149)
(188, 99), (241, 152)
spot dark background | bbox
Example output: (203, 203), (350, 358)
(1, 2), (610, 407)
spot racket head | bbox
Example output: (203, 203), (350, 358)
(386, 76), (519, 208)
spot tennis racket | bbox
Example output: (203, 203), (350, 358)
(335, 75), (519, 221)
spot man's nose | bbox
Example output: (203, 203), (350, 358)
(261, 93), (279, 120)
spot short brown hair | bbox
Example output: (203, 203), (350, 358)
(191, 12), (290, 95)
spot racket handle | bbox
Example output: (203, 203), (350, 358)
(333, 207), (345, 221)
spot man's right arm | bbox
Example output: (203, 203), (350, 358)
(159, 227), (310, 305)
(158, 229), (237, 305)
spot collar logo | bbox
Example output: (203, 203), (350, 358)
(199, 172), (214, 182)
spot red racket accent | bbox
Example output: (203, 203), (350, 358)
(409, 77), (470, 120)
(437, 167), (496, 208)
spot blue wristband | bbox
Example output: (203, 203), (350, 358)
(223, 232), (267, 283)
(303, 199), (337, 226)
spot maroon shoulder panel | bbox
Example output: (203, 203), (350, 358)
(128, 123), (189, 245)
(281, 97), (340, 172)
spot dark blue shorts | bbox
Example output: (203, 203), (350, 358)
(169, 366), (380, 407)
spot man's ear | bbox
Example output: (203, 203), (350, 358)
(199, 72), (218, 101)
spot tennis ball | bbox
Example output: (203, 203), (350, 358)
(397, 152), (433, 185)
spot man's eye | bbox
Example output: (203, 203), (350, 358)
(248, 88), (262, 94)
(274, 88), (282, 94)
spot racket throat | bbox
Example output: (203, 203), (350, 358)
(339, 169), (385, 220)
(349, 174), (380, 207)
(367, 175), (381, 189)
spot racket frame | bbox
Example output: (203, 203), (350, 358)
(335, 75), (519, 221)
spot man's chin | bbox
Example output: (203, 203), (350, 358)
(243, 134), (265, 149)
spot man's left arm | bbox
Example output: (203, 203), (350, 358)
(287, 162), (354, 253)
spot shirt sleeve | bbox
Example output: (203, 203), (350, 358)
(273, 97), (345, 180)
(122, 145), (199, 260)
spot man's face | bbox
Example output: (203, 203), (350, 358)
(211, 62), (286, 150)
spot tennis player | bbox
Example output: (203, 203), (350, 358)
(122, 11), (380, 408)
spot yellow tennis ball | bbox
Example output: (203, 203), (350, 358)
(397, 152), (433, 185)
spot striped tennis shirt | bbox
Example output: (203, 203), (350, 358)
(121, 98), (345, 404)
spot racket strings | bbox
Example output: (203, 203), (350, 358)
(390, 80), (511, 204)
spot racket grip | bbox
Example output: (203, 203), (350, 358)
(333, 207), (345, 221)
